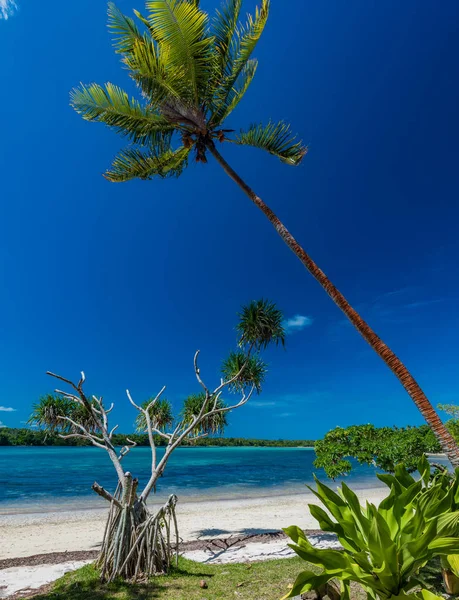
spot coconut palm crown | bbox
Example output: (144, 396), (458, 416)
(70, 0), (306, 181)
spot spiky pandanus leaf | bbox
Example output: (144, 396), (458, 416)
(181, 393), (228, 436)
(70, 83), (174, 144)
(221, 350), (266, 394)
(235, 121), (307, 165)
(237, 298), (285, 350)
(105, 145), (190, 181)
(28, 394), (99, 434)
(135, 398), (174, 432)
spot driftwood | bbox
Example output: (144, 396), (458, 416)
(46, 351), (253, 582)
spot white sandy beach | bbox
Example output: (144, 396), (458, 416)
(0, 487), (387, 560)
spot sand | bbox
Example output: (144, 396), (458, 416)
(0, 561), (92, 598)
(0, 487), (387, 561)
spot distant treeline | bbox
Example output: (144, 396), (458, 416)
(0, 428), (314, 448)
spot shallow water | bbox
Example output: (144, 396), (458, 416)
(0, 446), (384, 514)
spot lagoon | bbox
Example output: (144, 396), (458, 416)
(0, 446), (381, 514)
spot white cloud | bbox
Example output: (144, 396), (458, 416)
(0, 0), (17, 19)
(279, 412), (295, 418)
(0, 406), (15, 412)
(250, 401), (277, 408)
(283, 314), (313, 334)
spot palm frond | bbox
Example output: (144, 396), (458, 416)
(124, 36), (186, 106)
(146, 0), (214, 104)
(70, 83), (174, 144)
(105, 145), (190, 182)
(235, 121), (307, 165)
(229, 0), (268, 79)
(108, 2), (144, 54)
(212, 0), (242, 76)
(211, 58), (257, 125)
(210, 0), (268, 124)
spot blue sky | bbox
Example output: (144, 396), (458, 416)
(1, 0), (459, 439)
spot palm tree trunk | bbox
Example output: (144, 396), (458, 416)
(206, 141), (459, 466)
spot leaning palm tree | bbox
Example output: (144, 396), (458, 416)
(70, 0), (459, 465)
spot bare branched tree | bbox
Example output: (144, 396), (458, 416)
(31, 300), (284, 582)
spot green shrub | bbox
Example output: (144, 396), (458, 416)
(283, 457), (459, 600)
(314, 424), (441, 479)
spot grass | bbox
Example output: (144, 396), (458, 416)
(34, 556), (313, 600)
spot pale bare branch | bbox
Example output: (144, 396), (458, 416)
(194, 350), (210, 395)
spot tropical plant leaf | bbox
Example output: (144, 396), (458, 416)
(180, 393), (228, 436)
(108, 2), (144, 54)
(445, 553), (459, 576)
(124, 35), (187, 106)
(235, 121), (307, 165)
(221, 351), (266, 394)
(212, 0), (242, 76)
(146, 0), (214, 103)
(105, 145), (190, 182)
(236, 298), (285, 350)
(212, 0), (268, 119)
(281, 570), (336, 599)
(70, 83), (174, 144)
(135, 398), (174, 432)
(211, 58), (257, 125)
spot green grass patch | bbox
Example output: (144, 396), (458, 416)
(34, 556), (312, 600)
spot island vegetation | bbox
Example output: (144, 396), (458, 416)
(0, 428), (314, 448)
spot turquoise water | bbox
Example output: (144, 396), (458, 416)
(0, 446), (382, 514)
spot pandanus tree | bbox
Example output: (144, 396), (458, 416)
(29, 299), (284, 582)
(70, 0), (459, 465)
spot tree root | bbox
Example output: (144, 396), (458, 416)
(97, 492), (178, 583)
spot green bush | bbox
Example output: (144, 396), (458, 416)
(314, 424), (441, 479)
(283, 457), (459, 600)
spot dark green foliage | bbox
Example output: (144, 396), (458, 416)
(135, 398), (174, 432)
(236, 299), (285, 350)
(314, 424), (441, 479)
(439, 403), (459, 444)
(188, 437), (314, 447)
(221, 351), (266, 394)
(0, 429), (314, 447)
(181, 393), (228, 436)
(28, 394), (98, 434)
(446, 419), (459, 443)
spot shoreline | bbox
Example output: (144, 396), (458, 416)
(0, 479), (379, 517)
(0, 486), (387, 561)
